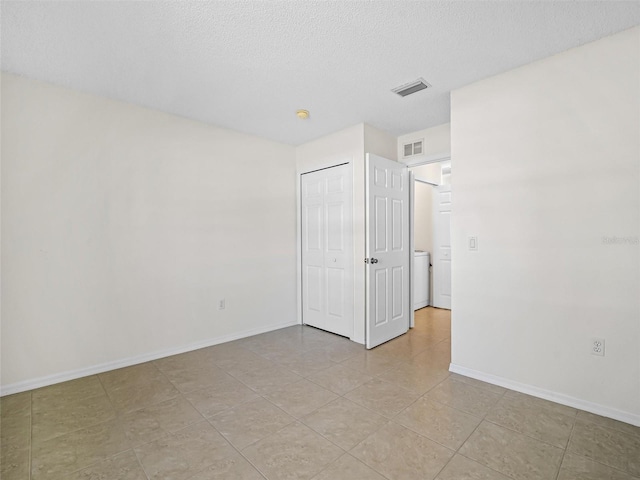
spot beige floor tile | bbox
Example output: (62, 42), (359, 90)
(32, 392), (116, 443)
(119, 395), (203, 446)
(426, 377), (504, 417)
(243, 421), (343, 480)
(187, 452), (265, 480)
(344, 378), (420, 418)
(318, 340), (364, 363)
(350, 422), (453, 480)
(459, 421), (564, 480)
(395, 397), (482, 449)
(340, 351), (402, 376)
(1, 446), (31, 480)
(1, 411), (31, 449)
(435, 454), (511, 480)
(569, 419), (640, 476)
(372, 334), (430, 361)
(259, 343), (307, 364)
(265, 379), (338, 418)
(68, 450), (147, 480)
(406, 345), (451, 371)
(31, 418), (131, 480)
(273, 350), (339, 377)
(230, 364), (302, 395)
(154, 351), (230, 393)
(204, 344), (273, 374)
(134, 421), (236, 480)
(576, 411), (640, 438)
(99, 363), (180, 413)
(557, 451), (640, 480)
(377, 363), (449, 394)
(1, 391), (31, 418)
(448, 373), (507, 396)
(1, 396), (31, 480)
(485, 393), (576, 448)
(504, 390), (577, 417)
(238, 330), (302, 352)
(307, 363), (373, 395)
(184, 375), (259, 418)
(302, 397), (387, 450)
(209, 397), (295, 449)
(20, 310), (640, 480)
(311, 453), (386, 480)
(32, 376), (105, 406)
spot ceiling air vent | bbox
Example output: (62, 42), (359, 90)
(403, 139), (424, 158)
(392, 78), (431, 97)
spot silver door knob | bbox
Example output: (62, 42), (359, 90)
(371, 258), (379, 264)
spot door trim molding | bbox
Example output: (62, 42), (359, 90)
(404, 153), (451, 167)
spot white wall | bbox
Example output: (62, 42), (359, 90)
(1, 73), (298, 393)
(364, 123), (398, 162)
(451, 27), (640, 425)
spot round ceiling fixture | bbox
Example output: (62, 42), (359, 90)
(296, 109), (310, 120)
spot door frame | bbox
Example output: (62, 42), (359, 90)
(296, 160), (355, 339)
(406, 153), (451, 314)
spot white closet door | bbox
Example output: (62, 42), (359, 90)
(301, 164), (353, 337)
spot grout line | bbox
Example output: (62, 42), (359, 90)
(456, 451), (519, 480)
(28, 391), (33, 480)
(132, 446), (152, 480)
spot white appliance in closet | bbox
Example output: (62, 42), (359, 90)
(413, 251), (430, 310)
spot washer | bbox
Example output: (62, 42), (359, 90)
(414, 251), (430, 310)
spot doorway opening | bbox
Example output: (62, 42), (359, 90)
(409, 158), (452, 314)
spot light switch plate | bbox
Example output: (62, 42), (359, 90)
(469, 236), (478, 251)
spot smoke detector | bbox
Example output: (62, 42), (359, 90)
(392, 78), (431, 97)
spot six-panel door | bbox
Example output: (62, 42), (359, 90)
(366, 154), (409, 348)
(301, 164), (353, 337)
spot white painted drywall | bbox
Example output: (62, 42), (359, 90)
(451, 27), (640, 424)
(398, 123), (451, 162)
(364, 124), (398, 162)
(1, 73), (298, 392)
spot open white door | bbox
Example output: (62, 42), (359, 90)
(432, 185), (452, 309)
(365, 154), (410, 349)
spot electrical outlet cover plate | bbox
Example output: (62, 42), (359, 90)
(591, 338), (605, 356)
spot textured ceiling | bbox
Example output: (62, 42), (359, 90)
(2, 1), (639, 145)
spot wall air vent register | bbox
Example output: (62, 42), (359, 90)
(403, 139), (424, 158)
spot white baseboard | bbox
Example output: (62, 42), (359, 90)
(1, 320), (299, 397)
(449, 363), (640, 428)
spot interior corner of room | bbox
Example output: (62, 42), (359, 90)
(1, 23), (639, 429)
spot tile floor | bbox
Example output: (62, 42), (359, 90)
(1, 307), (639, 480)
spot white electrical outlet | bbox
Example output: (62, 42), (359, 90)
(591, 338), (605, 356)
(218, 298), (226, 310)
